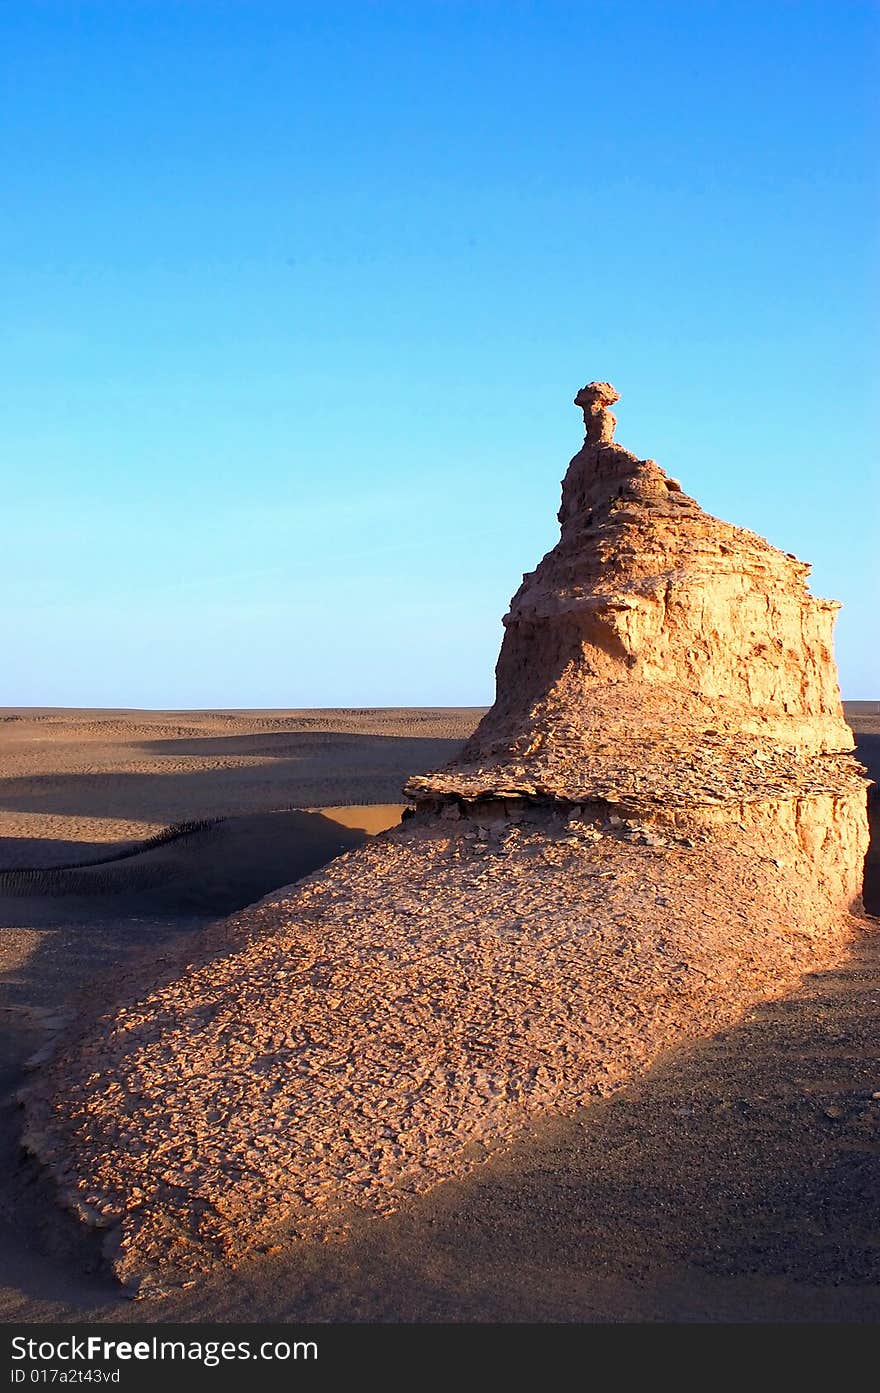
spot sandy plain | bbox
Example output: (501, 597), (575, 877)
(0, 704), (877, 1323)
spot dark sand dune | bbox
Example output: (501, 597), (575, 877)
(0, 705), (876, 1322)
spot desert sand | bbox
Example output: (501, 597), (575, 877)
(0, 704), (877, 1320)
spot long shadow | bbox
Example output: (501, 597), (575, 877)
(0, 733), (462, 831)
(413, 930), (880, 1316)
(0, 820), (218, 876)
(134, 732), (428, 757)
(0, 837), (126, 869)
(0, 810), (369, 910)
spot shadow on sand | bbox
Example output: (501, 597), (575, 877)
(0, 732), (461, 841)
(0, 809), (370, 910)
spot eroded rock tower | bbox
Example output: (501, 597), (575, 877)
(21, 381), (869, 1294)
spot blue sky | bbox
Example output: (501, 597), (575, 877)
(2, 0), (877, 705)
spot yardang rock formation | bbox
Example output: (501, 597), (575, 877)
(407, 381), (860, 812)
(22, 382), (870, 1294)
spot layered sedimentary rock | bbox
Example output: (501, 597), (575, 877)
(407, 381), (858, 811)
(21, 383), (869, 1294)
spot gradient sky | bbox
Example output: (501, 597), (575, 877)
(2, 0), (877, 706)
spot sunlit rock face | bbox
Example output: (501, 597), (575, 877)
(407, 382), (858, 810)
(21, 380), (869, 1296)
